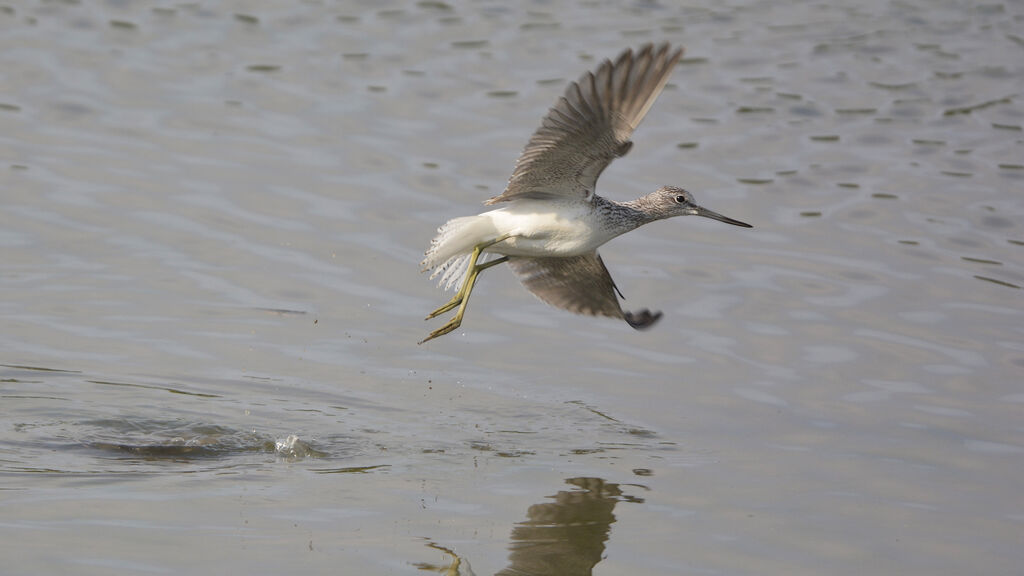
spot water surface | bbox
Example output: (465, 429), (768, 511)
(2, 1), (1022, 574)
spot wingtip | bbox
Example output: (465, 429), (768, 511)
(624, 309), (663, 330)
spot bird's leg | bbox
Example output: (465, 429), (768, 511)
(424, 255), (508, 320)
(424, 234), (511, 320)
(420, 255), (508, 343)
(420, 235), (511, 344)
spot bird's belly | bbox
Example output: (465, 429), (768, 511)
(482, 206), (605, 257)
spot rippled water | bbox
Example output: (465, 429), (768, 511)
(2, 1), (1022, 574)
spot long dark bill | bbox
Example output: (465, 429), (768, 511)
(694, 205), (753, 228)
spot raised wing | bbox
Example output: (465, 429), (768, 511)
(506, 253), (662, 330)
(485, 43), (683, 206)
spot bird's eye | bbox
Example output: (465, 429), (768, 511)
(674, 195), (686, 203)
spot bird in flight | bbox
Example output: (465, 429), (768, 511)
(420, 43), (751, 344)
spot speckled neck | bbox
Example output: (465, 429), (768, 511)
(594, 194), (660, 238)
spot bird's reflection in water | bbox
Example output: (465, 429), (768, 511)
(419, 477), (642, 576)
(496, 477), (641, 576)
(416, 541), (474, 576)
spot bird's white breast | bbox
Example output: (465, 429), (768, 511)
(481, 201), (614, 257)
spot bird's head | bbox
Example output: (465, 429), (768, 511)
(644, 186), (753, 228)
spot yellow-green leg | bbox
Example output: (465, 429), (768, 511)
(420, 235), (510, 344)
(424, 234), (511, 320)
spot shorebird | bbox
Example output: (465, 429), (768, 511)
(419, 43), (751, 344)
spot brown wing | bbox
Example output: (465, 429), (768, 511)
(506, 253), (662, 330)
(485, 43), (684, 205)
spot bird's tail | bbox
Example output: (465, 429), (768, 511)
(421, 214), (499, 292)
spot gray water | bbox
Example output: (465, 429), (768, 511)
(2, 1), (1022, 574)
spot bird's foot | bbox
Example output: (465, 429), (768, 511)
(425, 295), (463, 320)
(420, 236), (512, 344)
(419, 315), (463, 344)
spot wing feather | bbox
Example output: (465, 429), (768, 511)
(485, 43), (684, 205)
(506, 253), (662, 330)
